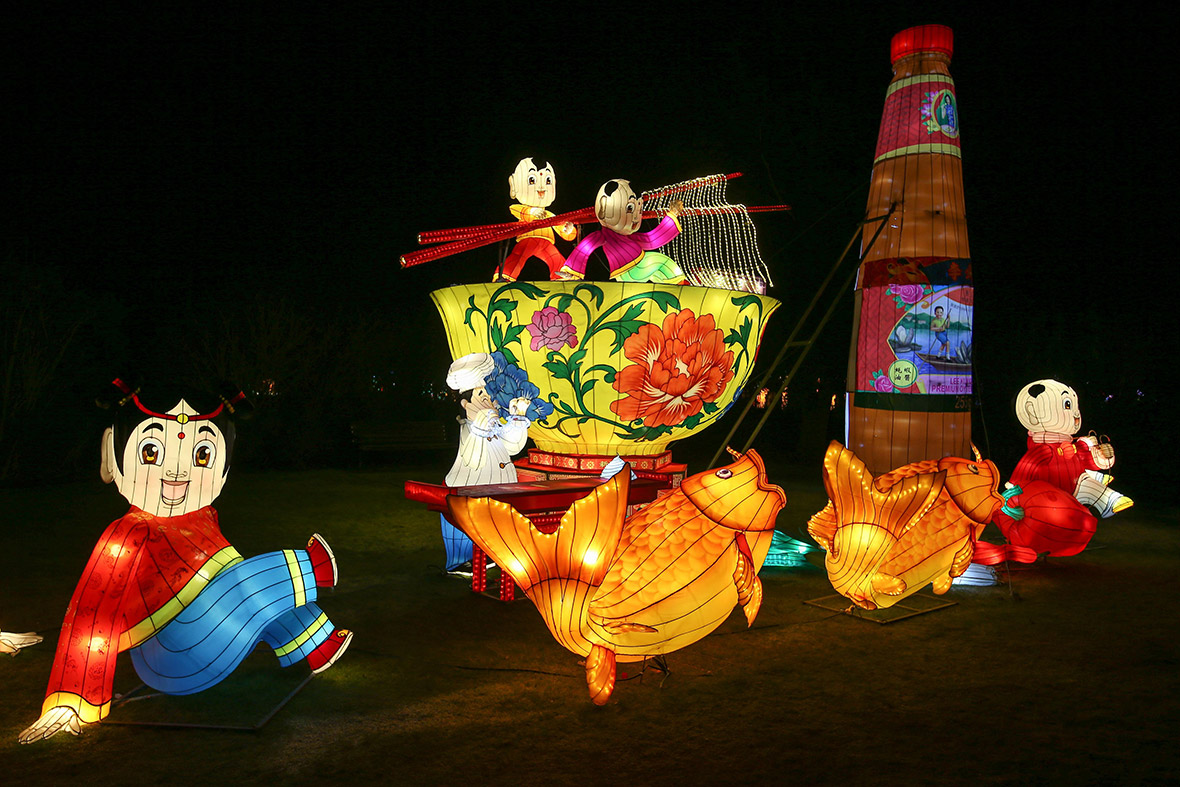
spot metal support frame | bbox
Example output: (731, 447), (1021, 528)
(106, 650), (315, 732)
(804, 593), (957, 624)
(709, 210), (892, 468)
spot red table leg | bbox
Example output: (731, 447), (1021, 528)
(472, 545), (487, 593)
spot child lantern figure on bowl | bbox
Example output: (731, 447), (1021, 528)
(497, 157), (578, 282)
(20, 380), (350, 744)
(558, 179), (688, 285)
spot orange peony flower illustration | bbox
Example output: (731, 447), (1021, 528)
(611, 309), (736, 429)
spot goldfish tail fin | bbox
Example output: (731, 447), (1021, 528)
(446, 473), (631, 594)
(822, 443), (946, 539)
(586, 644), (617, 705)
(447, 474), (631, 653)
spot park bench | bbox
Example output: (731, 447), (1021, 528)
(351, 420), (449, 466)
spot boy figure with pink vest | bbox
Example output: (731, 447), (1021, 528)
(558, 179), (687, 284)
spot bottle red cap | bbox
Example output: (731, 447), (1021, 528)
(890, 25), (954, 63)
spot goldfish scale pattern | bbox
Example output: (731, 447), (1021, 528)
(814, 442), (1004, 609)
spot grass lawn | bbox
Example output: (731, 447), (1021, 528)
(2, 458), (1178, 785)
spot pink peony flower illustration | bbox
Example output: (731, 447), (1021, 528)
(888, 284), (926, 305)
(527, 306), (578, 352)
(872, 370), (894, 393)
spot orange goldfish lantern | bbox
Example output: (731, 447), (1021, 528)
(444, 450), (786, 704)
(808, 442), (1007, 610)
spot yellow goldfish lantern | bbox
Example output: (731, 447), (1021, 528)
(808, 442), (1005, 610)
(444, 449), (786, 704)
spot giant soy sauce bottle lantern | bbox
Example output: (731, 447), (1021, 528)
(846, 24), (975, 474)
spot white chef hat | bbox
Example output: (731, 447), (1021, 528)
(446, 353), (494, 392)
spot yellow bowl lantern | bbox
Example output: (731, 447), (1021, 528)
(431, 282), (779, 456)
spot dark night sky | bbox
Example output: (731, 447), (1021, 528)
(7, 4), (1173, 475)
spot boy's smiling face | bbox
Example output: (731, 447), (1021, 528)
(104, 399), (230, 516)
(597, 180), (643, 235)
(509, 158), (556, 208)
(1017, 380), (1083, 435)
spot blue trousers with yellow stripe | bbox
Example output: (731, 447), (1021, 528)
(130, 548), (333, 695)
(441, 514), (473, 570)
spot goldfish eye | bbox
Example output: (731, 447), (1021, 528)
(138, 437), (164, 466)
(193, 440), (216, 468)
(968, 465), (979, 474)
(715, 468), (733, 479)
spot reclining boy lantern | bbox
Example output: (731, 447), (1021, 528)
(20, 380), (351, 744)
(444, 449), (786, 705)
(991, 379), (1132, 557)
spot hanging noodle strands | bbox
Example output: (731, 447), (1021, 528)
(642, 174), (777, 293)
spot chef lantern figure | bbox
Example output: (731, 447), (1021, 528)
(439, 354), (534, 573)
(558, 179), (688, 285)
(498, 157), (578, 282)
(20, 380), (351, 744)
